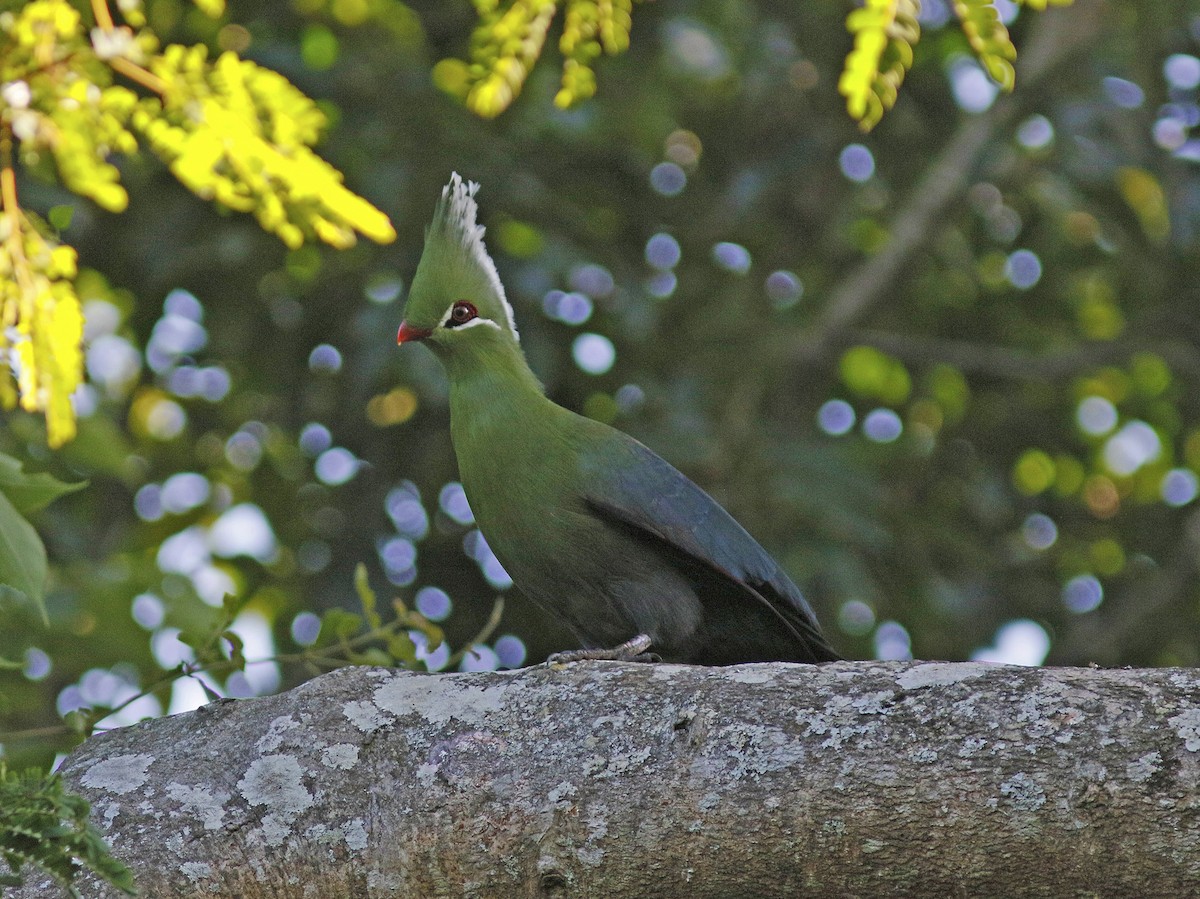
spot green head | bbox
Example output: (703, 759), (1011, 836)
(397, 174), (520, 354)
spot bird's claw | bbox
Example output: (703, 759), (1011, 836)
(545, 633), (660, 666)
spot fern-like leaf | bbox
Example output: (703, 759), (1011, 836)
(839, 0), (922, 132)
(556, 0), (634, 109)
(437, 0), (640, 118)
(953, 0), (1017, 90)
(462, 0), (559, 119)
(0, 763), (136, 895)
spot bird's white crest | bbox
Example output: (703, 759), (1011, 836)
(434, 173), (519, 341)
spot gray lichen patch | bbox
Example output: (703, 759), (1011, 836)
(80, 753), (155, 795)
(342, 817), (369, 852)
(237, 754), (313, 817)
(179, 861), (214, 883)
(724, 665), (776, 685)
(372, 671), (510, 725)
(999, 772), (1046, 811)
(320, 743), (360, 769)
(165, 782), (230, 830)
(342, 699), (391, 732)
(1169, 707), (1200, 752)
(1126, 751), (1163, 782)
(256, 715), (302, 753)
(895, 661), (995, 691)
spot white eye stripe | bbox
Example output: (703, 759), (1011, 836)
(437, 303), (500, 331)
(454, 317), (501, 332)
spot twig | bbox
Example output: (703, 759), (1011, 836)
(444, 596), (506, 669)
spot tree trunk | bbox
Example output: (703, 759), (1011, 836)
(12, 661), (1200, 898)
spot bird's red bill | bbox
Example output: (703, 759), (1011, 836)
(397, 321), (433, 344)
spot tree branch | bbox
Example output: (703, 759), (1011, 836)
(11, 661), (1200, 897)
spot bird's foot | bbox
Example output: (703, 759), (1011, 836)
(545, 634), (660, 666)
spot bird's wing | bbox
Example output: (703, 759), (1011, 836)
(580, 435), (839, 661)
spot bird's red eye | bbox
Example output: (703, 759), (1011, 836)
(447, 301), (477, 327)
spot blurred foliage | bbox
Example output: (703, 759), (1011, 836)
(435, 0), (638, 118)
(0, 0), (1195, 805)
(0, 0), (395, 446)
(0, 452), (83, 618)
(436, 0), (1074, 130)
(0, 760), (135, 895)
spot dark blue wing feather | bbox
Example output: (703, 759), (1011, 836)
(581, 435), (839, 662)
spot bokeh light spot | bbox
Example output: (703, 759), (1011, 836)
(1016, 114), (1054, 150)
(1063, 574), (1103, 613)
(210, 503), (278, 563)
(1164, 54), (1200, 90)
(817, 399), (856, 436)
(570, 264), (615, 299)
(765, 270), (803, 308)
(367, 388), (418, 427)
(291, 611), (321, 646)
(309, 344), (343, 373)
(1021, 513), (1058, 551)
(24, 647), (51, 681)
(838, 143), (875, 182)
(1076, 396), (1118, 436)
(863, 408), (902, 443)
(1102, 76), (1144, 109)
(1161, 468), (1199, 507)
(299, 422), (333, 456)
(573, 333), (616, 375)
(838, 600), (875, 636)
(971, 619), (1050, 665)
(949, 57), (998, 112)
(460, 644), (500, 672)
(1005, 249), (1042, 289)
(1103, 420), (1161, 476)
(650, 162), (687, 196)
(416, 586), (453, 622)
(316, 447), (360, 485)
(439, 482), (475, 525)
(645, 233), (682, 270)
(495, 634), (527, 668)
(874, 620), (912, 660)
(161, 472), (210, 515)
(131, 593), (165, 630)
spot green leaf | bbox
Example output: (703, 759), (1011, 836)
(387, 632), (418, 664)
(47, 205), (75, 231)
(0, 490), (48, 623)
(221, 631), (246, 671)
(318, 608), (364, 645)
(0, 453), (86, 516)
(354, 563), (382, 630)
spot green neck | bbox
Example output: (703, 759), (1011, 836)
(437, 332), (552, 437)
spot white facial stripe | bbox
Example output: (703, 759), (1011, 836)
(455, 317), (502, 332)
(437, 303), (501, 332)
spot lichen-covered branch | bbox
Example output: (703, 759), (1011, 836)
(12, 661), (1200, 897)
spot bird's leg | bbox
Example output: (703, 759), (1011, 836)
(545, 634), (660, 665)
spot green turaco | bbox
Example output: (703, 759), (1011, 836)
(397, 173), (839, 665)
